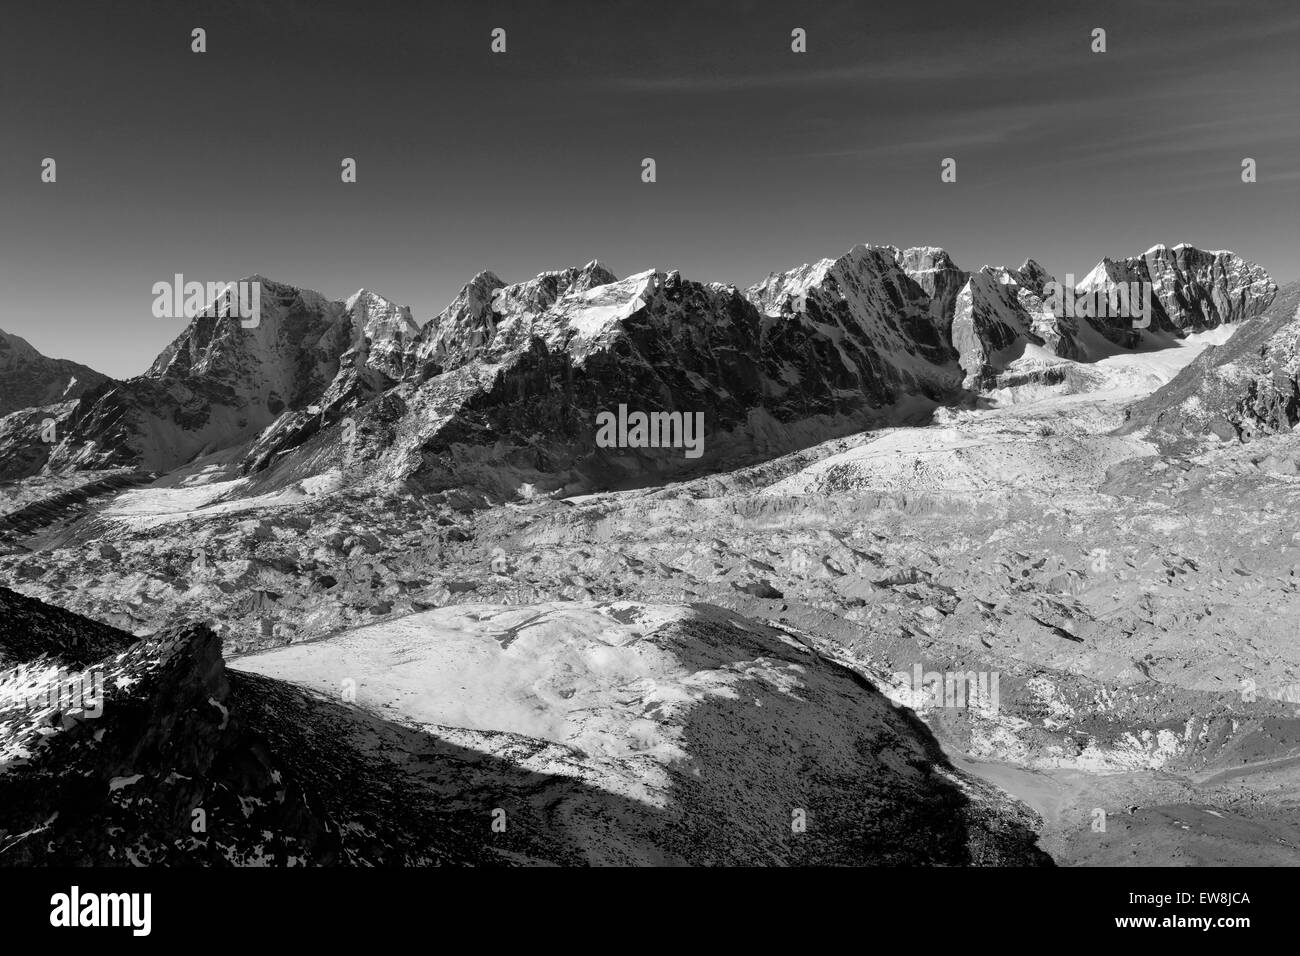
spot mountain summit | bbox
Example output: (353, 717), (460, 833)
(0, 329), (112, 417)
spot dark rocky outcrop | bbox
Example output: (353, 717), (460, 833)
(1120, 280), (1300, 450)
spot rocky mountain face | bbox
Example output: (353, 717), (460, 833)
(0, 280), (418, 483)
(41, 279), (357, 477)
(0, 330), (111, 419)
(0, 586), (1049, 866)
(378, 249), (970, 499)
(948, 248), (1277, 389)
(950, 267), (1052, 389)
(898, 246), (968, 323)
(277, 244), (1275, 500)
(5, 245), (1276, 499)
(747, 244), (960, 405)
(944, 246), (1278, 390)
(1121, 280), (1300, 450)
(0, 403), (78, 483)
(1087, 244), (1278, 334)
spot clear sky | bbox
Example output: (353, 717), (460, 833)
(2, 0), (1297, 378)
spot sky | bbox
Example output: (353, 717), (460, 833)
(2, 0), (1297, 379)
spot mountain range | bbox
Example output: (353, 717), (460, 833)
(0, 244), (1279, 498)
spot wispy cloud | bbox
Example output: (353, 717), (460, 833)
(605, 9), (1300, 97)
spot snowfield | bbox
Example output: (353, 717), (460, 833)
(232, 602), (818, 805)
(100, 472), (343, 530)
